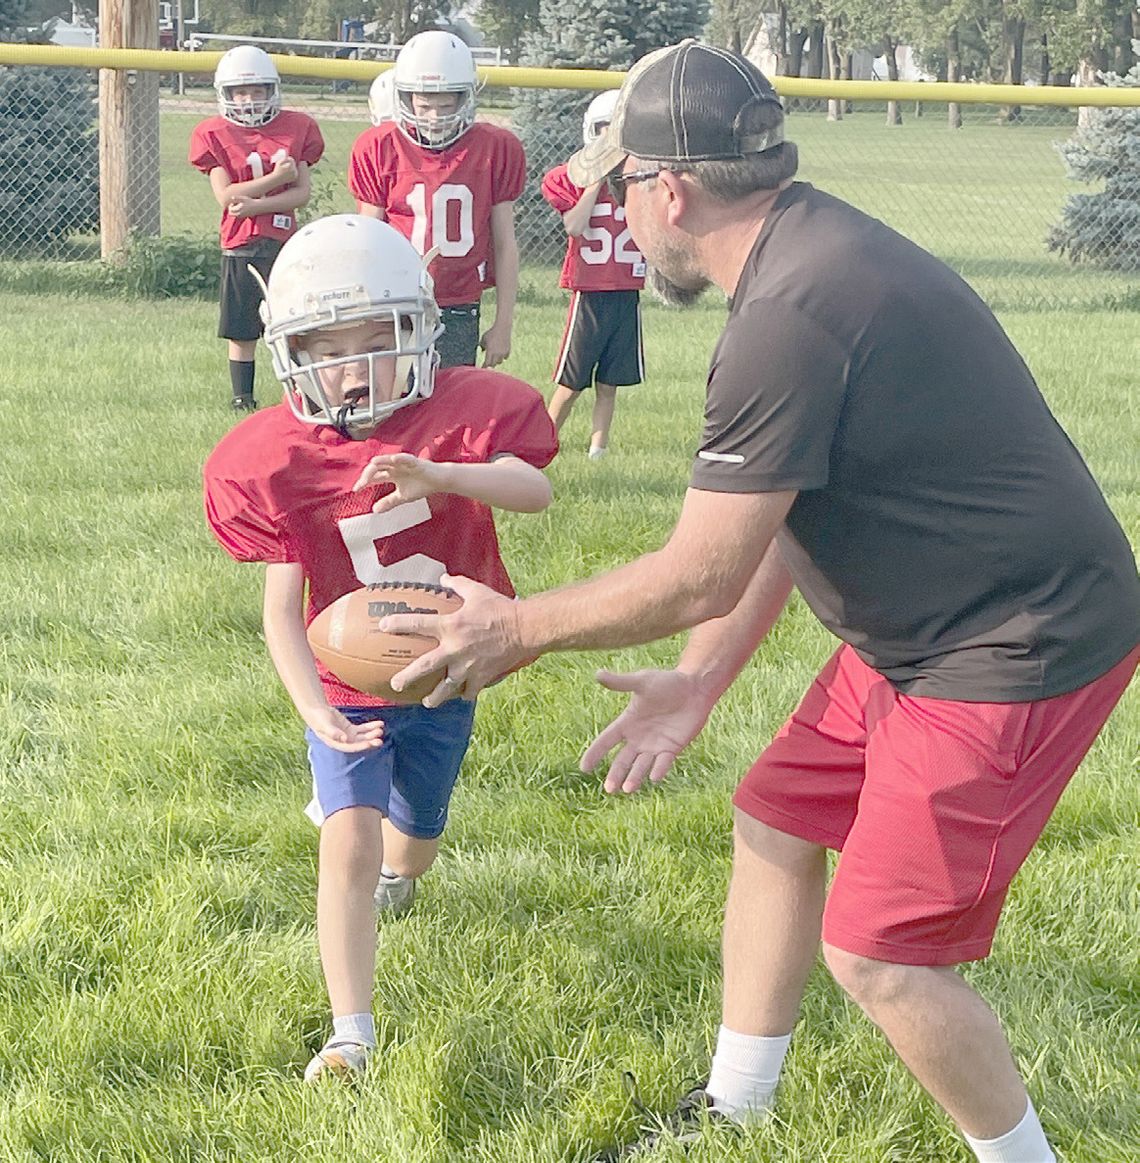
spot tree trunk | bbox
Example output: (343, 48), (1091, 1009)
(946, 26), (962, 129)
(1075, 55), (1104, 130)
(1000, 15), (1025, 122)
(1039, 33), (1049, 85)
(1111, 8), (1135, 74)
(826, 31), (842, 121)
(788, 26), (808, 77)
(776, 4), (788, 74)
(807, 21), (824, 78)
(885, 37), (902, 125)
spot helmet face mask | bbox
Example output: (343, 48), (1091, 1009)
(259, 216), (443, 436)
(215, 45), (281, 127)
(287, 315), (432, 436)
(393, 31), (478, 150)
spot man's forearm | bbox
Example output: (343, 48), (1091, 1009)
(677, 539), (794, 701)
(513, 491), (794, 655)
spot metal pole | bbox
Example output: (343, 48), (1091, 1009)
(176, 0), (185, 95)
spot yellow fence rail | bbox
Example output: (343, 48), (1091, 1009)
(2, 42), (1139, 105)
(2, 43), (1137, 308)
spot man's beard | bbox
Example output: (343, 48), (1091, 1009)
(646, 264), (710, 307)
(643, 235), (710, 307)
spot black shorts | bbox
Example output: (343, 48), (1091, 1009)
(436, 303), (481, 368)
(553, 289), (644, 391)
(218, 239), (283, 342)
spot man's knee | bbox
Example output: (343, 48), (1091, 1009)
(822, 943), (918, 1015)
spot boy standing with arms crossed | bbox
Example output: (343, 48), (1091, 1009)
(542, 91), (647, 460)
(203, 215), (556, 1081)
(190, 45), (324, 411)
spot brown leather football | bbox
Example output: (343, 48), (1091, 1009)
(306, 581), (463, 704)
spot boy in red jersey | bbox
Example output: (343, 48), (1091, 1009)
(189, 45), (324, 411)
(203, 215), (556, 1081)
(542, 91), (647, 459)
(348, 31), (525, 370)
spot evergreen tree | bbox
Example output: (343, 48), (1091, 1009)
(513, 0), (709, 260)
(1, 0), (99, 256)
(0, 0), (29, 37)
(1047, 65), (1140, 271)
(0, 64), (100, 256)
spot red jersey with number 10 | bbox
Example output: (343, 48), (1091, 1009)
(202, 368), (557, 707)
(348, 122), (526, 306)
(541, 164), (646, 293)
(188, 110), (325, 250)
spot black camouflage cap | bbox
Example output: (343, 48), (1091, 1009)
(568, 39), (783, 186)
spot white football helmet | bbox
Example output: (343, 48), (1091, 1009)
(368, 69), (396, 126)
(582, 89), (620, 145)
(258, 216), (443, 435)
(393, 31), (478, 150)
(214, 45), (281, 128)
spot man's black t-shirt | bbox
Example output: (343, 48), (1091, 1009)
(689, 182), (1139, 700)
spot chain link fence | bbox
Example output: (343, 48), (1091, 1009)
(1, 63), (1138, 310)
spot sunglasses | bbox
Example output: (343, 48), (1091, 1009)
(607, 168), (662, 206)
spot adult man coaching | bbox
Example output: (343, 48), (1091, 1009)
(380, 40), (1140, 1162)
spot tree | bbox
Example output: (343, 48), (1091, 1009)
(512, 0), (709, 260)
(706, 0), (769, 53)
(477, 0), (541, 63)
(1047, 64), (1140, 270)
(0, 64), (100, 255)
(366, 0), (453, 44)
(0, 0), (99, 257)
(0, 0), (29, 36)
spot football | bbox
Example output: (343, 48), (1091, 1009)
(306, 581), (463, 704)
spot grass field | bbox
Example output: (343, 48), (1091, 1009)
(0, 256), (1136, 1163)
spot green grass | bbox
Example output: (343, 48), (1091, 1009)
(0, 272), (1136, 1161)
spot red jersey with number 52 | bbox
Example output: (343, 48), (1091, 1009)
(541, 164), (646, 292)
(189, 110), (325, 250)
(203, 368), (557, 707)
(348, 122), (526, 306)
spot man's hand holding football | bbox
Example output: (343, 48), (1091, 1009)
(381, 574), (526, 705)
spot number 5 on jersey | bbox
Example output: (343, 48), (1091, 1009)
(338, 500), (444, 586)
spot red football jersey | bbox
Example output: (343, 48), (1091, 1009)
(541, 164), (646, 292)
(203, 368), (557, 707)
(189, 110), (325, 250)
(348, 122), (526, 306)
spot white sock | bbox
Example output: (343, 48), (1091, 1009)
(964, 1098), (1056, 1163)
(706, 1024), (791, 1122)
(331, 1012), (376, 1048)
(379, 863), (404, 881)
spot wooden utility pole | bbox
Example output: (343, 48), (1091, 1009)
(98, 0), (161, 260)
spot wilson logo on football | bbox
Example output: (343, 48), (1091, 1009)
(367, 600), (436, 617)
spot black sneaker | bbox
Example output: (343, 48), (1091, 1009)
(231, 395), (257, 412)
(594, 1076), (736, 1160)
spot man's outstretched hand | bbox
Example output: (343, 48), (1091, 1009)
(581, 668), (715, 794)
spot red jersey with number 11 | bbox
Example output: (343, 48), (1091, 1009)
(188, 110), (325, 249)
(541, 164), (646, 293)
(348, 122), (526, 306)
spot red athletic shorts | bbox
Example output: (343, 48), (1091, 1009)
(733, 643), (1139, 966)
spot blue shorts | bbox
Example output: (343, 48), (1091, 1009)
(304, 700), (476, 839)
